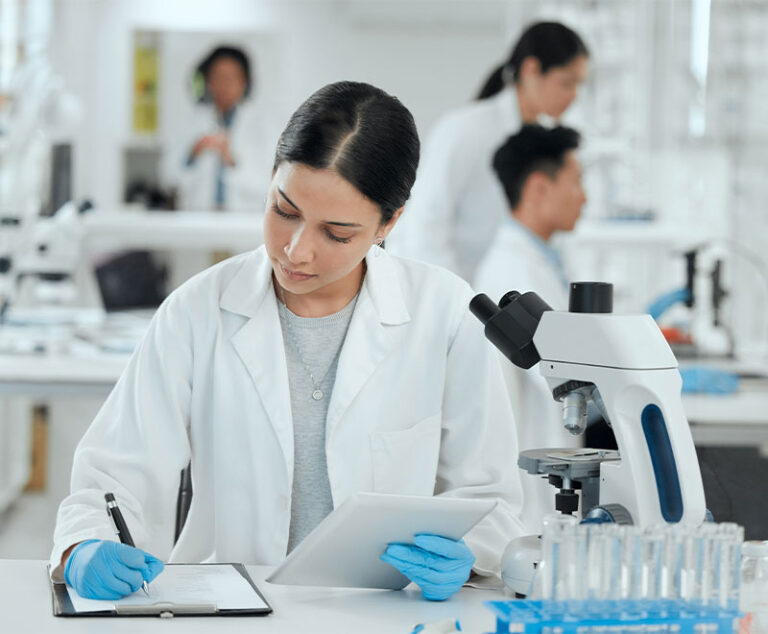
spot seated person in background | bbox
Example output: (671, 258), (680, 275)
(51, 81), (527, 603)
(473, 124), (586, 532)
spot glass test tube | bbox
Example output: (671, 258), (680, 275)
(540, 513), (579, 602)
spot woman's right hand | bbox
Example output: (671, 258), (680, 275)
(64, 540), (164, 600)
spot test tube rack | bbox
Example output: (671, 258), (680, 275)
(485, 598), (741, 633)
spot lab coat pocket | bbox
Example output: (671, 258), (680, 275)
(371, 413), (442, 495)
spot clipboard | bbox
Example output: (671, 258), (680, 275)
(49, 563), (272, 617)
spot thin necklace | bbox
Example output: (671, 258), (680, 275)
(277, 283), (359, 401)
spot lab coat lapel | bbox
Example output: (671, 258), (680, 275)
(325, 247), (410, 440)
(221, 249), (294, 470)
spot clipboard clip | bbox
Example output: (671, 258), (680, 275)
(115, 602), (218, 617)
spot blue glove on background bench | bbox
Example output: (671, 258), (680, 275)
(680, 367), (739, 394)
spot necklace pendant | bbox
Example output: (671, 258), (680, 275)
(312, 389), (324, 401)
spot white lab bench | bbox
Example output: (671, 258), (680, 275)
(680, 360), (768, 446)
(685, 388), (768, 445)
(0, 310), (148, 397)
(81, 209), (265, 293)
(0, 354), (126, 398)
(0, 352), (126, 515)
(83, 209), (263, 252)
(0, 560), (501, 634)
(0, 314), (144, 513)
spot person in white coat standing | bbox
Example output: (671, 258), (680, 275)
(474, 124), (587, 532)
(52, 81), (527, 603)
(393, 22), (588, 281)
(172, 45), (273, 211)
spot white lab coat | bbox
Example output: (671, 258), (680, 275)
(473, 219), (580, 533)
(168, 101), (275, 212)
(391, 88), (520, 281)
(51, 246), (527, 581)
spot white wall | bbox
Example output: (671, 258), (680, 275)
(49, 0), (510, 210)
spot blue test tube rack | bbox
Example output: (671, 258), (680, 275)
(484, 598), (742, 633)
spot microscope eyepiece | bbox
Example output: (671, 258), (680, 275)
(470, 290), (552, 369)
(469, 293), (501, 325)
(568, 282), (613, 314)
(499, 290), (522, 309)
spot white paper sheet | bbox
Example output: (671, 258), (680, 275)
(66, 564), (268, 613)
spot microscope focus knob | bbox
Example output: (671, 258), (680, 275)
(583, 503), (634, 525)
(555, 490), (579, 515)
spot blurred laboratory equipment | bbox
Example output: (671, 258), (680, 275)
(0, 216), (21, 319)
(485, 521), (745, 633)
(470, 282), (706, 596)
(0, 201), (103, 327)
(0, 3), (81, 223)
(648, 240), (768, 365)
(0, 0), (89, 519)
(0, 0), (86, 325)
(740, 541), (768, 633)
(649, 247), (733, 360)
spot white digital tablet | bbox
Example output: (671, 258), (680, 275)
(266, 492), (497, 589)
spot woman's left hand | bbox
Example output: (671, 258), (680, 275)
(380, 534), (475, 601)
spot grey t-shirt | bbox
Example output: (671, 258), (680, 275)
(277, 296), (357, 552)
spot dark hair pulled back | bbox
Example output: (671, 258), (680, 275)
(274, 81), (420, 224)
(476, 21), (589, 100)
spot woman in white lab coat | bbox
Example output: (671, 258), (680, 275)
(394, 21), (589, 281)
(474, 124), (587, 532)
(171, 46), (274, 211)
(52, 82), (526, 602)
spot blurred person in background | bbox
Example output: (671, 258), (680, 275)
(172, 45), (273, 212)
(474, 124), (587, 532)
(392, 21), (588, 282)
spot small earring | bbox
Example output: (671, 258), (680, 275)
(374, 237), (384, 246)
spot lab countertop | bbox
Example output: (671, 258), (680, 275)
(0, 353), (127, 397)
(0, 560), (501, 633)
(0, 313), (147, 397)
(677, 359), (768, 444)
(83, 210), (264, 251)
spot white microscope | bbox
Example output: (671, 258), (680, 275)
(0, 201), (103, 325)
(470, 282), (707, 595)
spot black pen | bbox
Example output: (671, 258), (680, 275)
(105, 492), (150, 597)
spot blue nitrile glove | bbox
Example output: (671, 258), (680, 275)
(380, 534), (475, 601)
(680, 367), (739, 394)
(64, 539), (164, 600)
